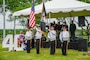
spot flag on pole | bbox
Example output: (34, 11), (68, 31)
(40, 0), (46, 36)
(29, 0), (36, 28)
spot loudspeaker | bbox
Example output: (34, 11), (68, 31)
(70, 37), (78, 42)
(78, 38), (88, 51)
(43, 41), (50, 48)
(88, 42), (90, 47)
(78, 16), (85, 27)
(68, 42), (78, 50)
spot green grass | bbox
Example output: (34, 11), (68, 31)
(0, 44), (90, 60)
(0, 38), (3, 41)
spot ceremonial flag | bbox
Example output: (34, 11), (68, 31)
(40, 0), (46, 36)
(29, 0), (36, 28)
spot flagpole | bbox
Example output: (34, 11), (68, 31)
(40, 0), (44, 21)
(42, 0), (44, 3)
(41, 0), (44, 18)
(14, 17), (16, 36)
(41, 0), (47, 37)
(3, 0), (6, 39)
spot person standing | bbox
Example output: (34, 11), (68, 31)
(59, 27), (69, 55)
(31, 28), (36, 48)
(70, 20), (76, 39)
(57, 22), (62, 37)
(18, 31), (24, 47)
(25, 28), (32, 53)
(35, 26), (42, 54)
(63, 21), (68, 31)
(48, 26), (56, 55)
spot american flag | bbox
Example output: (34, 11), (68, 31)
(29, 0), (35, 28)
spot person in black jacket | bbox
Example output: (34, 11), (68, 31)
(63, 21), (68, 31)
(70, 20), (76, 39)
(56, 22), (62, 38)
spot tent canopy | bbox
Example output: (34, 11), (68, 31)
(13, 0), (90, 18)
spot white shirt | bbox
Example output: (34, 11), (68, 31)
(25, 31), (32, 40)
(48, 30), (56, 41)
(59, 31), (69, 42)
(35, 28), (42, 39)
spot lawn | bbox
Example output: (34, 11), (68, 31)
(0, 44), (90, 60)
(0, 38), (3, 41)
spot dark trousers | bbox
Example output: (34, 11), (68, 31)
(70, 31), (75, 39)
(56, 30), (60, 40)
(27, 40), (31, 53)
(50, 40), (55, 55)
(41, 37), (46, 48)
(36, 39), (40, 54)
(62, 41), (68, 55)
(32, 38), (34, 48)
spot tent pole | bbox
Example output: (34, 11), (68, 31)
(14, 17), (16, 38)
(49, 13), (51, 25)
(72, 17), (74, 20)
(3, 0), (6, 39)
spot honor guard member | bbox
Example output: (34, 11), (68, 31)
(31, 28), (35, 48)
(59, 27), (69, 55)
(25, 27), (32, 53)
(35, 26), (42, 54)
(48, 26), (56, 55)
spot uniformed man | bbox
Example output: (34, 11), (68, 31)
(35, 26), (42, 54)
(70, 20), (76, 39)
(48, 26), (56, 55)
(59, 26), (69, 55)
(25, 27), (32, 53)
(31, 28), (36, 48)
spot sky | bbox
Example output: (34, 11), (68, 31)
(0, 11), (90, 29)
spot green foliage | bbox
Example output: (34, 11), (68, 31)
(0, 0), (42, 12)
(15, 29), (26, 34)
(6, 0), (32, 12)
(0, 29), (26, 37)
(0, 30), (3, 35)
(0, 0), (90, 12)
(79, 0), (90, 3)
(36, 19), (40, 24)
(0, 0), (2, 5)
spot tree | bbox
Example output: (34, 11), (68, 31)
(0, 0), (90, 12)
(79, 0), (90, 3)
(0, 0), (42, 12)
(0, 0), (42, 28)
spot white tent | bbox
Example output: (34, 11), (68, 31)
(13, 0), (90, 17)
